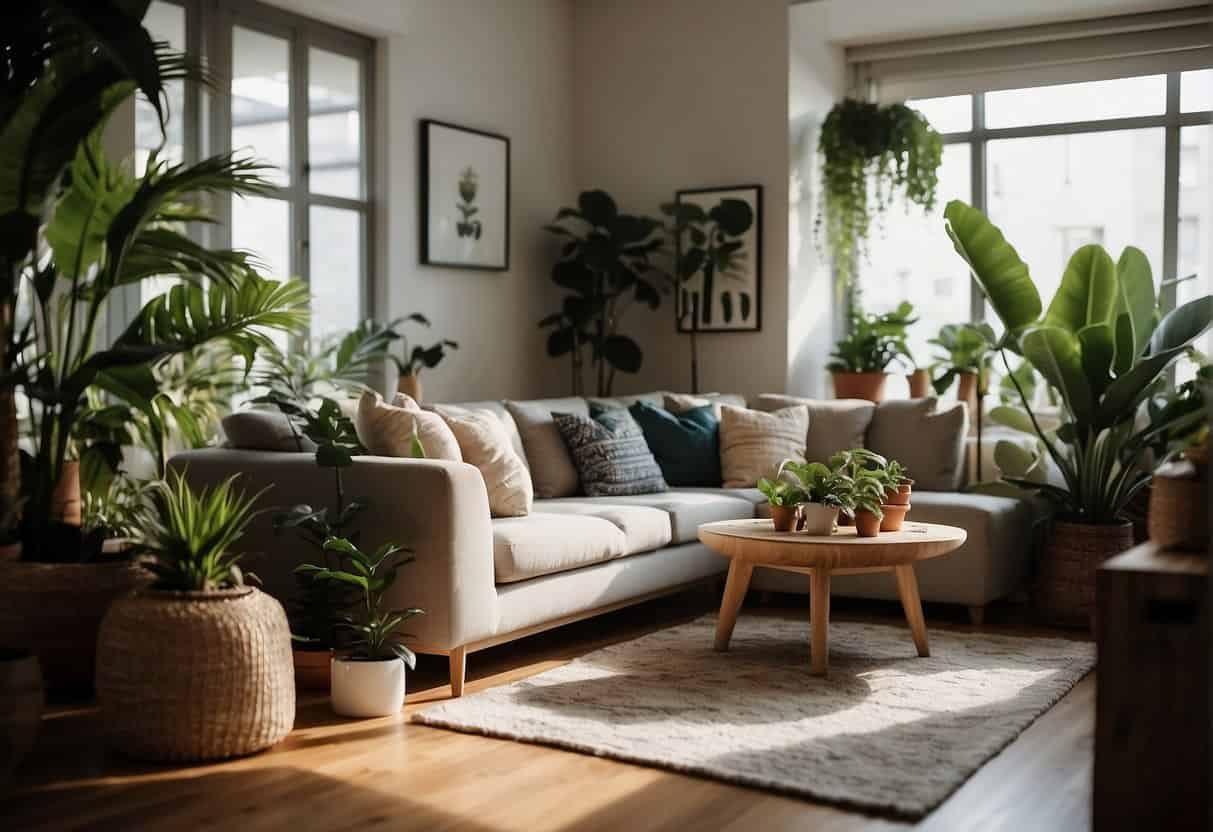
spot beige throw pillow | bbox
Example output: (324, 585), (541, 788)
(440, 409), (533, 517)
(718, 405), (809, 488)
(753, 394), (876, 463)
(354, 390), (461, 460)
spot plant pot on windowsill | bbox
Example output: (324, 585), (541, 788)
(831, 371), (888, 403)
(1036, 519), (1135, 628)
(397, 371), (423, 404)
(798, 503), (839, 535)
(906, 369), (931, 398)
(331, 656), (406, 718)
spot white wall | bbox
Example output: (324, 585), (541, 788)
(570, 0), (792, 398)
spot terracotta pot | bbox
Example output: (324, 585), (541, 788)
(798, 503), (839, 535)
(49, 461), (81, 527)
(1037, 520), (1135, 628)
(769, 504), (797, 533)
(854, 510), (882, 538)
(886, 480), (913, 506)
(397, 371), (423, 404)
(0, 651), (43, 787)
(906, 369), (931, 398)
(879, 503), (910, 532)
(831, 371), (888, 403)
(1148, 461), (1208, 552)
(293, 647), (335, 691)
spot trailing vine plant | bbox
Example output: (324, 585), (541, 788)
(816, 98), (943, 296)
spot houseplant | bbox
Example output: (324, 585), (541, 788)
(930, 321), (997, 478)
(756, 476), (808, 532)
(777, 461), (858, 535)
(299, 538), (423, 717)
(817, 98), (943, 294)
(827, 302), (917, 401)
(849, 471), (888, 538)
(944, 199), (1213, 623)
(96, 472), (295, 760)
(540, 190), (666, 396)
(382, 314), (459, 403)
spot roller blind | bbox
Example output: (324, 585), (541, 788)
(847, 4), (1213, 102)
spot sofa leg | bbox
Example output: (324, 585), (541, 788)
(968, 605), (986, 627)
(449, 647), (467, 698)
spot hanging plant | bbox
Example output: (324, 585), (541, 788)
(816, 98), (943, 295)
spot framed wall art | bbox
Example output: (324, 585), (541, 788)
(672, 184), (762, 333)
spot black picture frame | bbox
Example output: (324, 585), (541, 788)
(673, 184), (763, 333)
(419, 118), (511, 271)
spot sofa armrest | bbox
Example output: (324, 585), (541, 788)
(170, 449), (498, 650)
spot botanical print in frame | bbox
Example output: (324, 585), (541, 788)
(674, 184), (762, 333)
(420, 119), (510, 270)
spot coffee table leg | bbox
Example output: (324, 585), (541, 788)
(810, 569), (830, 676)
(714, 559), (754, 651)
(895, 564), (930, 657)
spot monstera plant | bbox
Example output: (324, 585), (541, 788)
(944, 199), (1213, 621)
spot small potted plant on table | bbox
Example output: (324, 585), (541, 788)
(777, 461), (856, 535)
(827, 302), (917, 402)
(849, 471), (887, 538)
(300, 538), (424, 718)
(756, 477), (808, 532)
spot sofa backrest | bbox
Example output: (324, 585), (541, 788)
(427, 399), (527, 462)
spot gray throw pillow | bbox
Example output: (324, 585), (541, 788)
(221, 411), (315, 452)
(553, 407), (668, 497)
(865, 398), (968, 491)
(505, 398), (589, 498)
(753, 394), (876, 463)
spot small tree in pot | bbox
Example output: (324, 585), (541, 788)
(827, 303), (917, 402)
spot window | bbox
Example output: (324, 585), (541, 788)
(130, 0), (374, 339)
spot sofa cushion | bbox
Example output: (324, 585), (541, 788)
(492, 513), (627, 583)
(541, 491), (754, 544)
(221, 410), (315, 452)
(439, 408), (533, 518)
(867, 398), (968, 491)
(505, 397), (588, 498)
(719, 404), (808, 488)
(752, 394), (875, 463)
(554, 406), (667, 497)
(528, 501), (672, 554)
(429, 400), (526, 462)
(629, 402), (721, 487)
(355, 390), (461, 460)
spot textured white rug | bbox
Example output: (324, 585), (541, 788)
(413, 616), (1095, 818)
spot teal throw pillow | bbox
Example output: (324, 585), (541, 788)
(629, 401), (721, 487)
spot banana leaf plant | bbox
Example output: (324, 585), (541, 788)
(944, 200), (1213, 524)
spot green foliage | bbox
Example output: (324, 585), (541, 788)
(366, 314), (459, 377)
(929, 322), (996, 395)
(297, 537), (423, 666)
(136, 470), (263, 592)
(827, 302), (917, 372)
(756, 477), (807, 507)
(540, 190), (667, 396)
(817, 99), (943, 293)
(777, 461), (852, 509)
(946, 200), (1213, 523)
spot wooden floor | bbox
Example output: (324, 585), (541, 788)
(2, 590), (1095, 831)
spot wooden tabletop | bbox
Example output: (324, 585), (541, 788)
(698, 518), (967, 570)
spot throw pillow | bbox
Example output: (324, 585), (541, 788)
(354, 390), (462, 460)
(753, 394), (876, 463)
(440, 409), (533, 517)
(629, 401), (721, 487)
(718, 404), (809, 488)
(866, 398), (968, 491)
(505, 398), (589, 498)
(553, 406), (668, 497)
(663, 392), (747, 418)
(221, 411), (316, 452)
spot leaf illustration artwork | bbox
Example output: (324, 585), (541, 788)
(661, 194), (756, 330)
(455, 166), (482, 240)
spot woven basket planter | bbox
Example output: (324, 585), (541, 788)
(1148, 461), (1208, 552)
(1036, 520), (1134, 627)
(0, 560), (151, 694)
(96, 587), (295, 761)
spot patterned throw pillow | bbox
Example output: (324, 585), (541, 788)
(553, 406), (668, 497)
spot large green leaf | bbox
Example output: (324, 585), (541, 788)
(1021, 325), (1093, 426)
(988, 405), (1037, 436)
(943, 200), (1040, 334)
(1044, 244), (1116, 333)
(1114, 246), (1156, 362)
(1076, 322), (1115, 398)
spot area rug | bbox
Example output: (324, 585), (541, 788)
(412, 616), (1095, 818)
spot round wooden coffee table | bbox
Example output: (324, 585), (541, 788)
(698, 518), (966, 676)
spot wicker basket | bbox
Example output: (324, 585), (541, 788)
(1037, 520), (1134, 627)
(1148, 461), (1208, 552)
(96, 587), (295, 761)
(0, 560), (151, 694)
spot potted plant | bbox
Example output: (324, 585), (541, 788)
(817, 98), (943, 293)
(95, 472), (295, 761)
(930, 322), (997, 474)
(756, 477), (807, 532)
(827, 302), (917, 402)
(906, 367), (932, 398)
(945, 200), (1213, 625)
(776, 461), (856, 535)
(850, 471), (887, 538)
(299, 538), (424, 718)
(884, 459), (913, 506)
(381, 315), (459, 404)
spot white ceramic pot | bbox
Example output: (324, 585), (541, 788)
(330, 657), (406, 717)
(798, 503), (839, 535)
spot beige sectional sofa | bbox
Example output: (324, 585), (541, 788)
(173, 390), (1034, 696)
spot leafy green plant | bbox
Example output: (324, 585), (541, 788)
(377, 315), (459, 378)
(540, 190), (666, 396)
(1145, 364), (1212, 459)
(885, 459), (911, 486)
(136, 471), (264, 592)
(827, 302), (917, 372)
(298, 538), (423, 666)
(817, 99), (943, 293)
(777, 461), (853, 509)
(945, 200), (1213, 523)
(849, 471), (887, 520)
(756, 477), (808, 507)
(929, 322), (996, 395)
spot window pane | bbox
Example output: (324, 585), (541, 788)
(135, 1), (185, 174)
(907, 95), (971, 133)
(858, 143), (972, 383)
(309, 206), (362, 338)
(1181, 69), (1213, 114)
(985, 75), (1165, 129)
(1177, 124), (1212, 381)
(232, 27), (290, 186)
(309, 48), (362, 199)
(232, 196), (291, 281)
(986, 128), (1165, 323)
